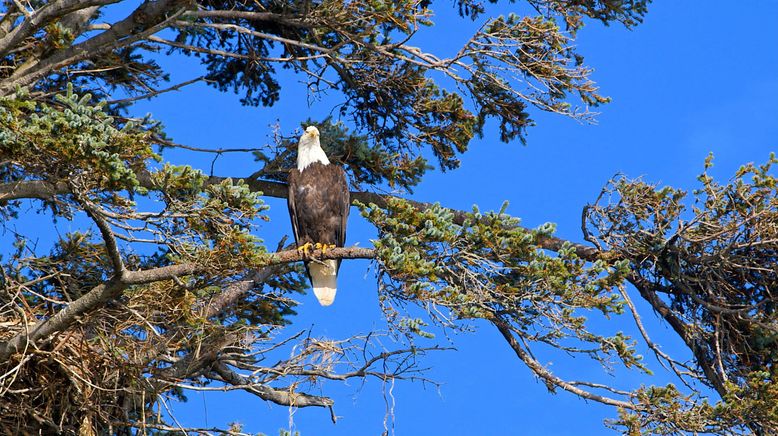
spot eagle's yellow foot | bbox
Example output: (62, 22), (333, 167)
(314, 243), (337, 255)
(297, 242), (313, 257)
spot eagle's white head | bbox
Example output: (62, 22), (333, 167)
(297, 126), (330, 171)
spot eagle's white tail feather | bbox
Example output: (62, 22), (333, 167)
(310, 259), (338, 306)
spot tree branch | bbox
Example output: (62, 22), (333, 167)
(1, 0), (189, 95)
(181, 9), (306, 28)
(236, 177), (602, 261)
(75, 191), (126, 275)
(0, 179), (67, 202)
(143, 329), (321, 411)
(0, 0), (119, 57)
(492, 316), (637, 410)
(174, 21), (334, 54)
(211, 362), (334, 408)
(627, 274), (727, 396)
(105, 75), (206, 105)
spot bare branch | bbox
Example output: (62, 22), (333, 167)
(0, 179), (67, 202)
(106, 76), (206, 105)
(493, 316), (636, 410)
(616, 284), (701, 389)
(112, 421), (252, 436)
(211, 362), (334, 408)
(628, 274), (727, 395)
(181, 9), (305, 27)
(174, 21), (334, 54)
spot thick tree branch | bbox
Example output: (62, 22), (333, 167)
(1, 0), (189, 95)
(203, 267), (280, 318)
(0, 179), (67, 201)
(181, 9), (305, 28)
(0, 0), (119, 57)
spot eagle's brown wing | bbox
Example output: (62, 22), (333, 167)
(334, 165), (350, 271)
(287, 169), (302, 245)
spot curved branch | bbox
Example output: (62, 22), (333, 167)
(492, 316), (636, 410)
(76, 193), (126, 275)
(0, 179), (67, 201)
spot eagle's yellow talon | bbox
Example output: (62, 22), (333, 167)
(298, 242), (313, 257)
(314, 243), (336, 255)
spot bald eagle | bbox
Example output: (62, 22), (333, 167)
(287, 126), (350, 306)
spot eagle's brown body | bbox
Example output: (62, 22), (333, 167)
(287, 161), (350, 305)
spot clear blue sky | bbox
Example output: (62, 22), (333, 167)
(121, 2), (778, 434)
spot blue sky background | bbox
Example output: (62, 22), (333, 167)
(20, 1), (778, 434)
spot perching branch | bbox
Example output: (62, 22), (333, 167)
(237, 177), (602, 261)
